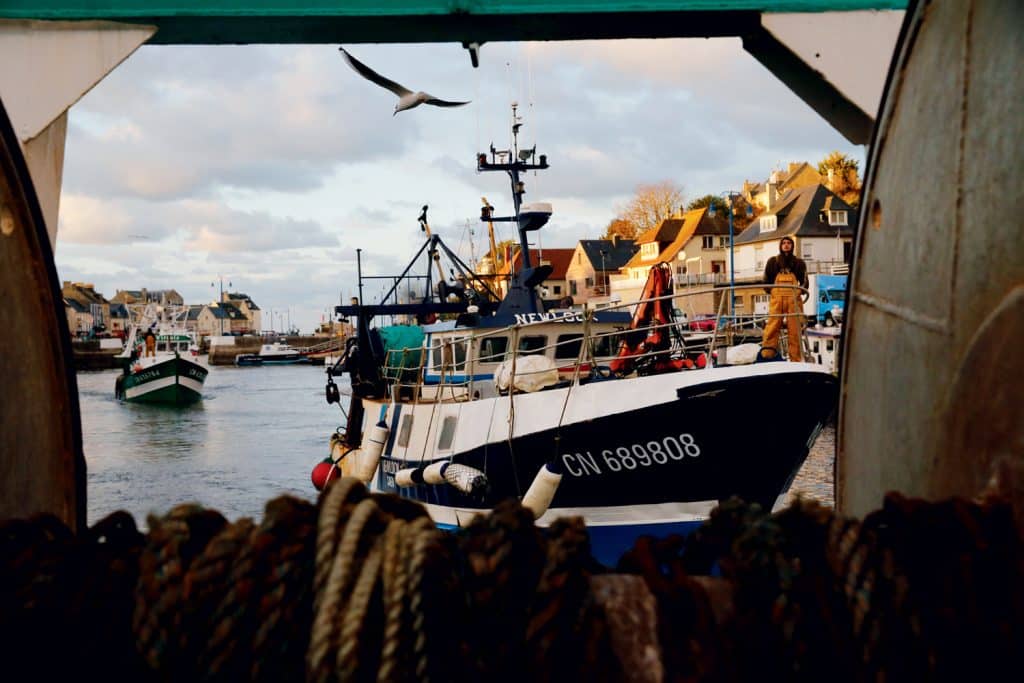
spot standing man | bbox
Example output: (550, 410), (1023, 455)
(762, 235), (808, 361)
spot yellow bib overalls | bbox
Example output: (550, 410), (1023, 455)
(762, 270), (803, 361)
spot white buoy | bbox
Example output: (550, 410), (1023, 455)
(422, 461), (449, 485)
(356, 419), (389, 482)
(395, 467), (428, 488)
(521, 462), (563, 519)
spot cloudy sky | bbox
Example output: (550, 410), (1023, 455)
(55, 38), (863, 333)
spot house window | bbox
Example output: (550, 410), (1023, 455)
(438, 416), (458, 451)
(718, 236), (729, 248)
(552, 285), (561, 295)
(397, 414), (414, 447)
(702, 236), (714, 249)
(576, 253), (581, 264)
(755, 245), (765, 270)
(828, 211), (848, 226)
(812, 341), (820, 353)
(826, 340), (835, 352)
(802, 243), (814, 259)
(760, 215), (777, 232)
(641, 242), (659, 259)
(570, 280), (578, 296)
(585, 277), (594, 288)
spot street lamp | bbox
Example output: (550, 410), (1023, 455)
(599, 249), (608, 296)
(708, 192), (754, 317)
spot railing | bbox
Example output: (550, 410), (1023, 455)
(371, 283), (825, 403)
(674, 273), (728, 287)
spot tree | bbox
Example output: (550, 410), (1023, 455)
(602, 218), (636, 240)
(687, 193), (758, 230)
(686, 194), (719, 211)
(604, 181), (684, 239)
(818, 151), (862, 207)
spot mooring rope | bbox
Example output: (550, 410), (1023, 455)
(0, 473), (1021, 682)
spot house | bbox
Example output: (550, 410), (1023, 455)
(610, 207), (731, 312)
(107, 303), (130, 336)
(565, 237), (637, 306)
(221, 292), (262, 332)
(64, 298), (93, 337)
(496, 247), (575, 307)
(200, 301), (251, 336)
(731, 184), (857, 315)
(743, 162), (822, 212)
(111, 288), (184, 306)
(184, 305), (205, 335)
(61, 282), (110, 334)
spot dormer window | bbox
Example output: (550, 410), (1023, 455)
(828, 210), (848, 226)
(760, 215), (777, 232)
(641, 242), (659, 260)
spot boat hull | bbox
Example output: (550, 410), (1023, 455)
(119, 356), (207, 405)
(366, 364), (837, 565)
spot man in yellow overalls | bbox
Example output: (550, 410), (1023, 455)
(761, 235), (808, 361)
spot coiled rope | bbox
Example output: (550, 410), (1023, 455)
(1, 474), (1021, 682)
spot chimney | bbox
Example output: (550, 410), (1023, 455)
(767, 171), (780, 211)
(611, 234), (619, 247)
(827, 167), (835, 190)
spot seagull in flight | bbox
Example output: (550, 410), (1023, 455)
(339, 47), (470, 115)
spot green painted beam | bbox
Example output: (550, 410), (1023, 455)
(0, 1), (908, 44)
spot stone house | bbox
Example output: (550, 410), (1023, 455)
(564, 237), (637, 306)
(61, 282), (110, 334)
(221, 292), (262, 332)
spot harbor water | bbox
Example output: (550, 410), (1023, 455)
(77, 364), (835, 526)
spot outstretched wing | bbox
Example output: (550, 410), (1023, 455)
(339, 47), (411, 97)
(423, 96), (471, 108)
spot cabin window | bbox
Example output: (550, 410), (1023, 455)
(592, 331), (621, 358)
(555, 334), (585, 360)
(397, 414), (414, 448)
(518, 335), (548, 356)
(434, 338), (468, 371)
(437, 416), (458, 451)
(478, 336), (508, 363)
(828, 211), (848, 226)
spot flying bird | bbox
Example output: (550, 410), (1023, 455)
(339, 47), (470, 115)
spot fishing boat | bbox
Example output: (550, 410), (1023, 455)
(234, 342), (312, 366)
(115, 303), (208, 405)
(316, 107), (838, 565)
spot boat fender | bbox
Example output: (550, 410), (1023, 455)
(422, 461), (449, 485)
(394, 467), (426, 488)
(521, 461), (563, 519)
(443, 463), (489, 496)
(356, 420), (389, 482)
(311, 458), (339, 491)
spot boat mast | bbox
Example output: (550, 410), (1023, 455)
(477, 103), (548, 270)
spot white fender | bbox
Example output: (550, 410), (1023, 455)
(356, 419), (389, 482)
(443, 463), (488, 495)
(521, 462), (563, 519)
(395, 468), (421, 487)
(422, 461), (449, 485)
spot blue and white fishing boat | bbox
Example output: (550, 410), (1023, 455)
(319, 108), (837, 566)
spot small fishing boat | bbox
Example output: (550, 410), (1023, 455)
(234, 342), (312, 366)
(315, 107), (837, 565)
(115, 303), (207, 405)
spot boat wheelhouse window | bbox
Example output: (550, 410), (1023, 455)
(555, 334), (585, 360)
(432, 338), (468, 371)
(437, 416), (457, 451)
(478, 336), (508, 363)
(397, 414), (414, 448)
(591, 332), (621, 358)
(517, 335), (548, 356)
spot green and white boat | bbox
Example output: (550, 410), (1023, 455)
(115, 303), (208, 405)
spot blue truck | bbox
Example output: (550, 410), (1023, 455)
(804, 274), (847, 327)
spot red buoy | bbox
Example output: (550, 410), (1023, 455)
(311, 459), (337, 491)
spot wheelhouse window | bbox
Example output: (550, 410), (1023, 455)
(592, 331), (622, 358)
(478, 336), (508, 363)
(517, 335), (548, 356)
(431, 337), (468, 371)
(554, 334), (585, 360)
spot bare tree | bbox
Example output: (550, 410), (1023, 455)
(603, 181), (684, 239)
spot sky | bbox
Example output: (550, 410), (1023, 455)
(55, 38), (864, 333)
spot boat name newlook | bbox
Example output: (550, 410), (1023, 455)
(561, 434), (703, 477)
(513, 311), (596, 325)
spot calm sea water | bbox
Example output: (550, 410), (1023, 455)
(77, 363), (835, 527)
(77, 363), (346, 526)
